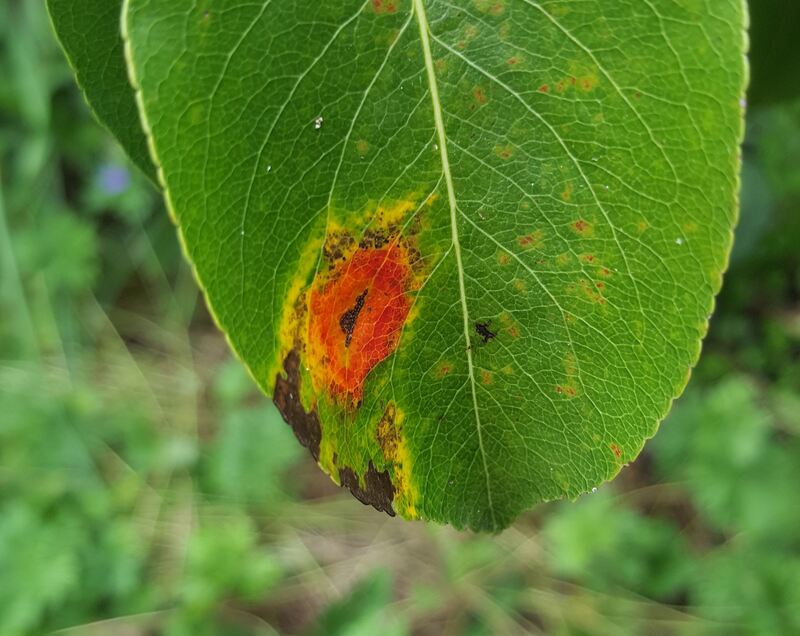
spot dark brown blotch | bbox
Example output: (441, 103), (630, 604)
(273, 350), (321, 461)
(338, 462), (396, 516)
(475, 321), (497, 344)
(339, 288), (368, 347)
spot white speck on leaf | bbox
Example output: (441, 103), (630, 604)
(266, 165), (272, 172)
(676, 237), (684, 245)
(314, 116), (324, 129)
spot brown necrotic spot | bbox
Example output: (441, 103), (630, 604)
(338, 463), (395, 516)
(339, 288), (368, 348)
(273, 350), (321, 461)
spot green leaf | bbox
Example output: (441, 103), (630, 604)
(46, 0), (157, 182)
(747, 0), (800, 106)
(122, 0), (747, 530)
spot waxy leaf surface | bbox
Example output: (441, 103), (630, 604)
(123, 0), (746, 530)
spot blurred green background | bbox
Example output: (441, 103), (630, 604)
(1, 2), (799, 635)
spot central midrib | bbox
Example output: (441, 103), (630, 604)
(412, 0), (495, 526)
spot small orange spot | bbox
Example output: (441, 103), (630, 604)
(599, 266), (611, 277)
(538, 83), (550, 93)
(561, 182), (573, 202)
(610, 443), (622, 459)
(573, 219), (590, 233)
(356, 139), (369, 156)
(580, 253), (595, 264)
(556, 80), (566, 93)
(570, 76), (577, 86)
(555, 386), (563, 394)
(371, 0), (397, 13)
(565, 386), (576, 397)
(518, 229), (543, 249)
(308, 242), (413, 401)
(498, 252), (510, 265)
(507, 324), (519, 338)
(436, 362), (452, 378)
(507, 56), (520, 66)
(595, 281), (605, 290)
(473, 86), (488, 105)
(480, 370), (493, 385)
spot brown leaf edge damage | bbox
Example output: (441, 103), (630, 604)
(273, 348), (397, 514)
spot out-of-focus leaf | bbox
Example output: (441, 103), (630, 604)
(46, 0), (157, 181)
(206, 404), (302, 505)
(308, 569), (406, 636)
(747, 0), (800, 106)
(543, 491), (692, 600)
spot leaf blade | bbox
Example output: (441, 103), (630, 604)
(123, 0), (746, 530)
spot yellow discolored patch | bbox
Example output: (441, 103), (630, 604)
(376, 403), (419, 517)
(474, 0), (505, 15)
(494, 144), (513, 160)
(271, 234), (324, 387)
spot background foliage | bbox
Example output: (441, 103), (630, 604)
(1, 1), (799, 634)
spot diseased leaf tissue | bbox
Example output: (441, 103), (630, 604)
(49, 0), (747, 530)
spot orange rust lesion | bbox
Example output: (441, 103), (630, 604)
(435, 361), (453, 378)
(518, 229), (544, 249)
(371, 0), (398, 14)
(572, 219), (593, 235)
(307, 240), (414, 402)
(473, 86), (488, 105)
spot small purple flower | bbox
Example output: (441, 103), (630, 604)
(97, 164), (131, 195)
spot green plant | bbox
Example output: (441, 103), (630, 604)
(46, 0), (747, 531)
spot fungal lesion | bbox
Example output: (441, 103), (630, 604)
(270, 192), (439, 519)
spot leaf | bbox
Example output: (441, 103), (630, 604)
(46, 0), (157, 182)
(122, 0), (747, 531)
(747, 0), (800, 106)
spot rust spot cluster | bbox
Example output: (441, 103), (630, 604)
(371, 0), (397, 14)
